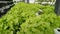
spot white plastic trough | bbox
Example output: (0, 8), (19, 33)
(54, 28), (60, 34)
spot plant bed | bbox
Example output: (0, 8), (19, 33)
(0, 2), (60, 34)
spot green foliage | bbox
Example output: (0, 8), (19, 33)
(0, 2), (60, 34)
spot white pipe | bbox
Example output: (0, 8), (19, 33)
(54, 28), (60, 34)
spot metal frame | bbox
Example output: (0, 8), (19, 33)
(0, 1), (14, 17)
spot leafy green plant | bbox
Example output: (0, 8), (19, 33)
(0, 2), (60, 34)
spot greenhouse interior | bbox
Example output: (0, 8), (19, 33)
(0, 0), (60, 34)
